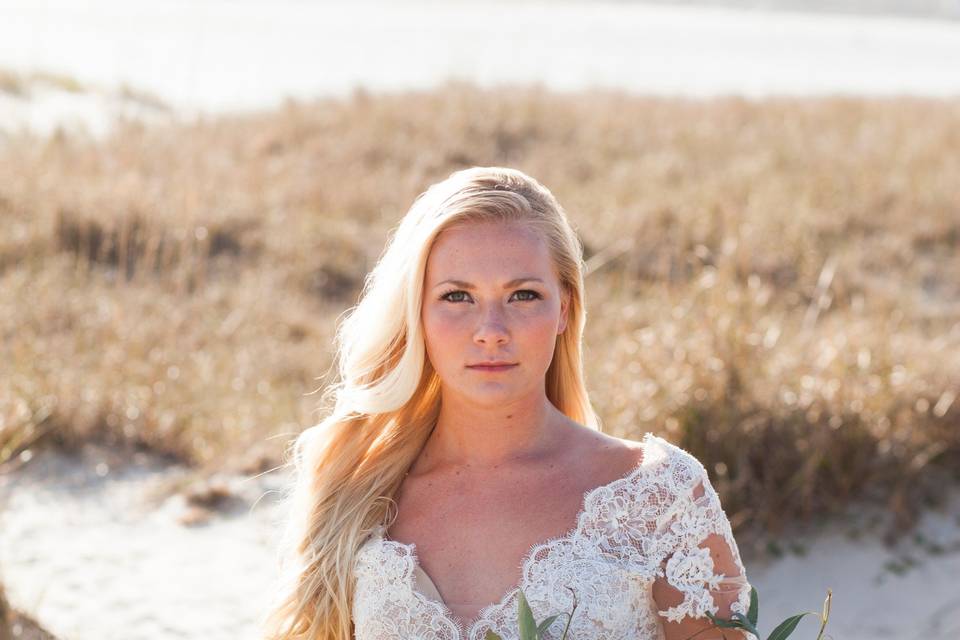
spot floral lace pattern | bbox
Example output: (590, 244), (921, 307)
(352, 433), (752, 640)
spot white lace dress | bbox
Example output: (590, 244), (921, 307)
(352, 433), (753, 640)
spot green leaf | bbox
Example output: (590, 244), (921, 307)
(766, 613), (817, 640)
(707, 611), (761, 638)
(730, 612), (760, 639)
(484, 631), (503, 640)
(748, 586), (759, 627)
(517, 590), (539, 640)
(706, 612), (742, 629)
(537, 614), (560, 636)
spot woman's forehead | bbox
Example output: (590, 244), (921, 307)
(426, 221), (554, 281)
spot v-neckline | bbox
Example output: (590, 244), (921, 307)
(376, 432), (665, 638)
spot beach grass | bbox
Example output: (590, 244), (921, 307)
(0, 69), (86, 97)
(1, 81), (957, 538)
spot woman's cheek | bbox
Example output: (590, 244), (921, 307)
(523, 301), (561, 329)
(428, 308), (470, 336)
(507, 314), (549, 351)
(422, 308), (466, 361)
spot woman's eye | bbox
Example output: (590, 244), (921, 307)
(439, 290), (541, 303)
(441, 290), (470, 303)
(513, 290), (541, 301)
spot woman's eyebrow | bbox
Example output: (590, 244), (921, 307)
(432, 277), (545, 290)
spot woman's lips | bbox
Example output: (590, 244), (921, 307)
(467, 364), (518, 372)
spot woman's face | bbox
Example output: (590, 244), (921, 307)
(421, 219), (570, 407)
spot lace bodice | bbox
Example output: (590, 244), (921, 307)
(352, 433), (752, 640)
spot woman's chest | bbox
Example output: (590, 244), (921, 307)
(386, 472), (591, 611)
(353, 527), (664, 640)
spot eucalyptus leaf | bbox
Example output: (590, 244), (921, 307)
(730, 612), (760, 639)
(699, 587), (831, 640)
(748, 586), (759, 627)
(707, 611), (759, 638)
(706, 612), (742, 629)
(517, 591), (539, 640)
(766, 612), (817, 640)
(537, 614), (560, 636)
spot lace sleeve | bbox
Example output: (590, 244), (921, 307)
(652, 453), (753, 638)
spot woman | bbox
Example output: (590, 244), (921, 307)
(262, 167), (752, 640)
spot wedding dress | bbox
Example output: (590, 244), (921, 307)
(352, 433), (753, 640)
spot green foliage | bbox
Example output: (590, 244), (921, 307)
(704, 587), (833, 640)
(484, 587), (579, 640)
(485, 585), (833, 640)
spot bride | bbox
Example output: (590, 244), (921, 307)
(261, 167), (753, 640)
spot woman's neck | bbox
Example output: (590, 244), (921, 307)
(417, 393), (571, 471)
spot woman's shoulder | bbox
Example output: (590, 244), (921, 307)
(605, 431), (713, 494)
(563, 423), (707, 487)
(597, 429), (695, 463)
(561, 423), (647, 474)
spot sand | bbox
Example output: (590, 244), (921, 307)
(2, 443), (958, 639)
(0, 445), (287, 640)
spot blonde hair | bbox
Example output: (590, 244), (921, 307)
(260, 166), (600, 639)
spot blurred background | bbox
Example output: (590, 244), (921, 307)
(1, 0), (959, 638)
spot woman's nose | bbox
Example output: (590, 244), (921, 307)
(473, 307), (509, 344)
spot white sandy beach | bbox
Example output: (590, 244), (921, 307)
(0, 446), (287, 640)
(3, 0), (960, 137)
(3, 3), (959, 638)
(1, 443), (959, 640)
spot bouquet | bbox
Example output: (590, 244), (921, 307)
(484, 586), (833, 640)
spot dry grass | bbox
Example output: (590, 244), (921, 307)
(0, 69), (85, 97)
(1, 81), (957, 538)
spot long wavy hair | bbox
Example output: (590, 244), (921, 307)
(259, 166), (600, 639)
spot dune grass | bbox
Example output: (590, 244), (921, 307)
(1, 81), (957, 538)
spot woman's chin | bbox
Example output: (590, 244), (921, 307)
(461, 384), (531, 406)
